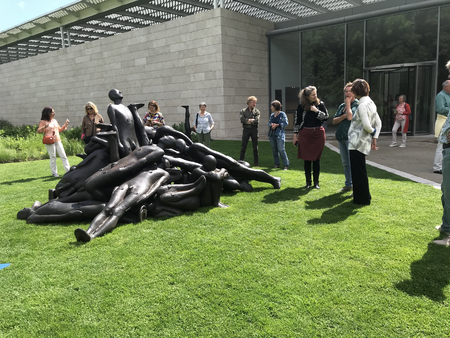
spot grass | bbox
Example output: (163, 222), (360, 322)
(0, 140), (449, 337)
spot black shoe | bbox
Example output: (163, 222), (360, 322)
(283, 166), (288, 171)
(305, 183), (311, 189)
(434, 170), (442, 174)
(314, 184), (320, 189)
(273, 164), (279, 169)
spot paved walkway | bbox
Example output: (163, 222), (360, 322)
(325, 133), (442, 189)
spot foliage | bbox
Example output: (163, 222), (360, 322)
(0, 141), (449, 336)
(0, 119), (84, 163)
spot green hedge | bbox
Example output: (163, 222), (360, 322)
(0, 119), (84, 163)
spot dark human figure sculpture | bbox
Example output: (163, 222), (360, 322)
(153, 125), (193, 147)
(17, 89), (283, 244)
(107, 89), (149, 158)
(75, 168), (170, 242)
(189, 155), (229, 208)
(149, 176), (207, 217)
(84, 145), (165, 201)
(176, 139), (281, 189)
(55, 149), (110, 198)
(182, 105), (192, 139)
(17, 200), (106, 224)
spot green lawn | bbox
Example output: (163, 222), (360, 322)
(0, 140), (448, 337)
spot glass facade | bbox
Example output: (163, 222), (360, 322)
(269, 5), (446, 134)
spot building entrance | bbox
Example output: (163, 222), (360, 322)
(365, 62), (435, 135)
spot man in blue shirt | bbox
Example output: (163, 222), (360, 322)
(433, 80), (450, 174)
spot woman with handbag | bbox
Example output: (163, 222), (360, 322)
(37, 107), (70, 177)
(268, 100), (290, 170)
(292, 86), (328, 189)
(193, 102), (215, 147)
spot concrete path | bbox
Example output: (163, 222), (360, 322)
(326, 134), (442, 189)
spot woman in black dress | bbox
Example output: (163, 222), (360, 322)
(292, 86), (328, 189)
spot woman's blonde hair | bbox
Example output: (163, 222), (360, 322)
(85, 102), (99, 115)
(299, 86), (319, 111)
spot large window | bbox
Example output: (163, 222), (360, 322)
(346, 21), (364, 83)
(301, 24), (345, 115)
(365, 8), (438, 68)
(438, 5), (450, 93)
(270, 32), (300, 126)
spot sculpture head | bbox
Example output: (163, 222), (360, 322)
(203, 155), (217, 172)
(157, 135), (176, 150)
(108, 89), (123, 102)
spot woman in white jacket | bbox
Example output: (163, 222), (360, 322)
(348, 79), (381, 205)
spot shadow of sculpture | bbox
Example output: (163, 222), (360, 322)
(17, 89), (281, 242)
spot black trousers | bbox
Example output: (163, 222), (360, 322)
(349, 150), (371, 205)
(240, 126), (259, 165)
(304, 160), (320, 184)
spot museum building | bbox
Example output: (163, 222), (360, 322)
(0, 0), (448, 138)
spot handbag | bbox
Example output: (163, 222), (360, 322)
(43, 131), (55, 144)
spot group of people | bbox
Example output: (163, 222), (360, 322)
(238, 79), (381, 206)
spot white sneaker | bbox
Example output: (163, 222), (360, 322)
(399, 143), (406, 148)
(433, 236), (450, 246)
(389, 142), (398, 147)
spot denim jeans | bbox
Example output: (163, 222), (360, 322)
(44, 141), (70, 176)
(269, 136), (290, 167)
(338, 140), (352, 188)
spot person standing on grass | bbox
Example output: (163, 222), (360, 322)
(193, 102), (215, 147)
(433, 114), (450, 245)
(81, 102), (104, 145)
(348, 79), (381, 205)
(433, 80), (450, 174)
(268, 100), (290, 170)
(239, 96), (260, 167)
(333, 82), (358, 192)
(292, 86), (328, 189)
(37, 107), (70, 178)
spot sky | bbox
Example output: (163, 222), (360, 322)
(0, 0), (77, 32)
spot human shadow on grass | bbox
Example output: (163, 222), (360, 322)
(262, 187), (313, 204)
(0, 175), (59, 185)
(396, 239), (450, 302)
(305, 193), (364, 224)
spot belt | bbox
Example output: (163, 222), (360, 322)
(444, 143), (450, 149)
(302, 126), (322, 130)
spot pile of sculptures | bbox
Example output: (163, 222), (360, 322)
(17, 89), (281, 242)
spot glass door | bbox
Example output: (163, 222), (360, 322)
(366, 63), (435, 135)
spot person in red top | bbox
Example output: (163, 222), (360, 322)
(37, 107), (70, 177)
(389, 95), (411, 148)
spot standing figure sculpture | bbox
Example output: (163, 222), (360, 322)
(107, 89), (149, 158)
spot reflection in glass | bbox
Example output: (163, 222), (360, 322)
(438, 6), (450, 92)
(301, 25), (345, 116)
(366, 8), (438, 68)
(346, 21), (364, 83)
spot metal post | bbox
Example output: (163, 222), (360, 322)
(213, 0), (218, 8)
(60, 27), (65, 49)
(67, 28), (71, 47)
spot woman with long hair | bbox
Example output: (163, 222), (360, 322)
(81, 102), (104, 144)
(37, 107), (70, 177)
(292, 86), (328, 189)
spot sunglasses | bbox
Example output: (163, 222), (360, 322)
(86, 107), (93, 110)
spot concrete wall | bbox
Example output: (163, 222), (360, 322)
(0, 8), (273, 139)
